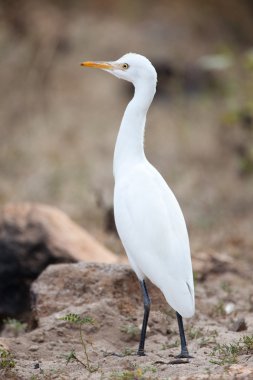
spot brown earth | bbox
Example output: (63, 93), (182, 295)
(1, 1), (253, 379)
(1, 259), (253, 379)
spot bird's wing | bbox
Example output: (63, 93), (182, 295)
(114, 162), (194, 317)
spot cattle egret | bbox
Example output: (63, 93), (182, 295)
(81, 53), (195, 358)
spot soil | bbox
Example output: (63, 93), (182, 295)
(1, 259), (253, 380)
(1, 1), (253, 379)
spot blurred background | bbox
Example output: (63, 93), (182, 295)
(0, 0), (253, 259)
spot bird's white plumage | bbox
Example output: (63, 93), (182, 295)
(83, 53), (195, 319)
(112, 53), (195, 318)
(114, 162), (194, 317)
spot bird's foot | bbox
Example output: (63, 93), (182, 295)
(137, 349), (146, 356)
(175, 350), (193, 359)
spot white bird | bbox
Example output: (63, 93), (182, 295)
(81, 53), (195, 358)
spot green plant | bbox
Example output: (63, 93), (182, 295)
(210, 342), (240, 365)
(0, 348), (16, 369)
(187, 326), (204, 340)
(241, 335), (253, 351)
(3, 318), (27, 336)
(207, 329), (218, 338)
(193, 271), (199, 285)
(161, 339), (179, 350)
(142, 365), (157, 374)
(59, 313), (98, 373)
(209, 335), (253, 365)
(120, 323), (140, 340)
(197, 329), (218, 348)
(60, 313), (94, 325)
(110, 369), (141, 380)
(122, 347), (135, 356)
(220, 281), (232, 295)
(211, 301), (226, 317)
(110, 367), (158, 380)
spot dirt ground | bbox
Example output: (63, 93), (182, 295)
(1, 1), (253, 379)
(0, 260), (253, 380)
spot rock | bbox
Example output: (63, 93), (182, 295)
(0, 203), (119, 318)
(28, 345), (39, 352)
(0, 202), (117, 262)
(224, 302), (235, 315)
(229, 318), (247, 332)
(193, 250), (237, 281)
(31, 262), (166, 320)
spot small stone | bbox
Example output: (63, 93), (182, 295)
(138, 324), (150, 333)
(29, 345), (39, 352)
(225, 302), (235, 314)
(229, 318), (247, 332)
(32, 334), (44, 343)
(48, 342), (56, 349)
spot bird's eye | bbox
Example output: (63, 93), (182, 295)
(122, 63), (129, 70)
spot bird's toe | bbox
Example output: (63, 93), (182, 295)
(137, 349), (146, 356)
(175, 351), (193, 359)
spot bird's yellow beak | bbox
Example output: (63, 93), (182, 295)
(80, 61), (114, 70)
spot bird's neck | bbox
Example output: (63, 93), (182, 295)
(113, 80), (156, 179)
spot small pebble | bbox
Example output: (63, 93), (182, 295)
(225, 302), (235, 314)
(29, 345), (39, 352)
(32, 334), (44, 343)
(48, 342), (57, 350)
(138, 324), (150, 332)
(229, 318), (247, 332)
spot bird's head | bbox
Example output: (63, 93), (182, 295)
(81, 53), (157, 87)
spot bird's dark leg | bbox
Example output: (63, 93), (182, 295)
(137, 280), (151, 356)
(176, 312), (192, 358)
